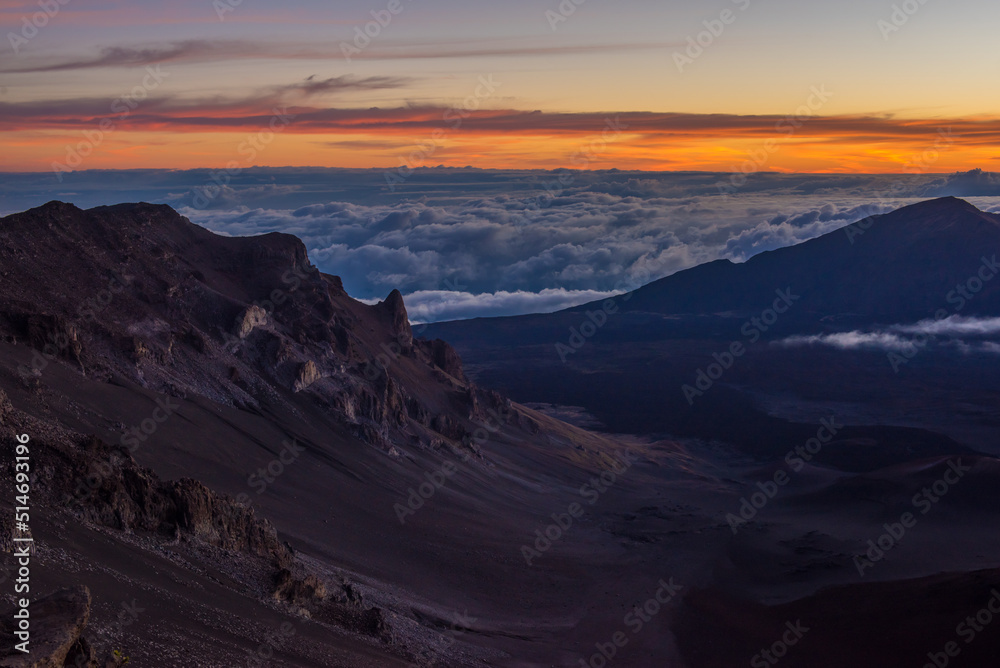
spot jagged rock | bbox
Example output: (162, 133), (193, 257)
(181, 327), (207, 353)
(381, 377), (408, 426)
(469, 387), (513, 423)
(359, 607), (393, 641)
(431, 414), (467, 441)
(0, 586), (91, 668)
(0, 200), (531, 665)
(426, 338), (466, 382)
(379, 290), (413, 349)
(170, 479), (291, 567)
(354, 423), (390, 450)
(273, 568), (327, 604)
(293, 360), (321, 392)
(331, 323), (352, 355)
(406, 396), (431, 425)
(274, 338), (296, 364)
(63, 637), (97, 668)
(19, 427), (293, 569)
(0, 202), (505, 469)
(23, 315), (82, 366)
(235, 305), (268, 339)
(129, 337), (149, 361)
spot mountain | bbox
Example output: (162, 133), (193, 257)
(2, 199), (999, 667)
(601, 196), (1000, 323)
(426, 198), (1000, 454)
(0, 201), (637, 666)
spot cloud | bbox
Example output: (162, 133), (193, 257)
(0, 75), (414, 131)
(919, 169), (1000, 197)
(894, 315), (1000, 337)
(0, 38), (672, 74)
(777, 331), (913, 351)
(777, 316), (1000, 353)
(275, 75), (408, 97)
(6, 88), (1000, 150)
(174, 183), (929, 316)
(0, 40), (247, 73)
(383, 288), (619, 323)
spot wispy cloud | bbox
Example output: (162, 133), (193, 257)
(0, 40), (249, 73)
(894, 315), (1000, 337)
(6, 96), (1000, 150)
(0, 38), (672, 74)
(777, 331), (914, 351)
(778, 316), (1000, 353)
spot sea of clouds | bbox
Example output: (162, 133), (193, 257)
(3, 168), (1000, 321)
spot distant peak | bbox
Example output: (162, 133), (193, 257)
(34, 200), (82, 214)
(904, 196), (979, 213)
(384, 288), (405, 306)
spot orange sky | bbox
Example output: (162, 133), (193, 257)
(1, 0), (998, 174)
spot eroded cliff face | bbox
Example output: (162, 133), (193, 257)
(0, 362), (429, 665)
(0, 202), (538, 666)
(0, 201), (514, 459)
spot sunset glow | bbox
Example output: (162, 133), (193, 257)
(1, 0), (999, 174)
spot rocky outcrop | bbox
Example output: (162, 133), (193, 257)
(270, 570), (393, 643)
(171, 479), (291, 565)
(273, 568), (327, 604)
(0, 586), (91, 668)
(0, 201), (520, 463)
(25, 431), (292, 568)
(292, 360), (321, 392)
(417, 338), (467, 382)
(379, 289), (413, 349)
(235, 305), (268, 339)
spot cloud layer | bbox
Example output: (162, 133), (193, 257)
(3, 168), (1000, 322)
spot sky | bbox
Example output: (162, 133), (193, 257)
(2, 0), (1000, 174)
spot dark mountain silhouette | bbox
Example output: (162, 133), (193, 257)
(600, 196), (1000, 322)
